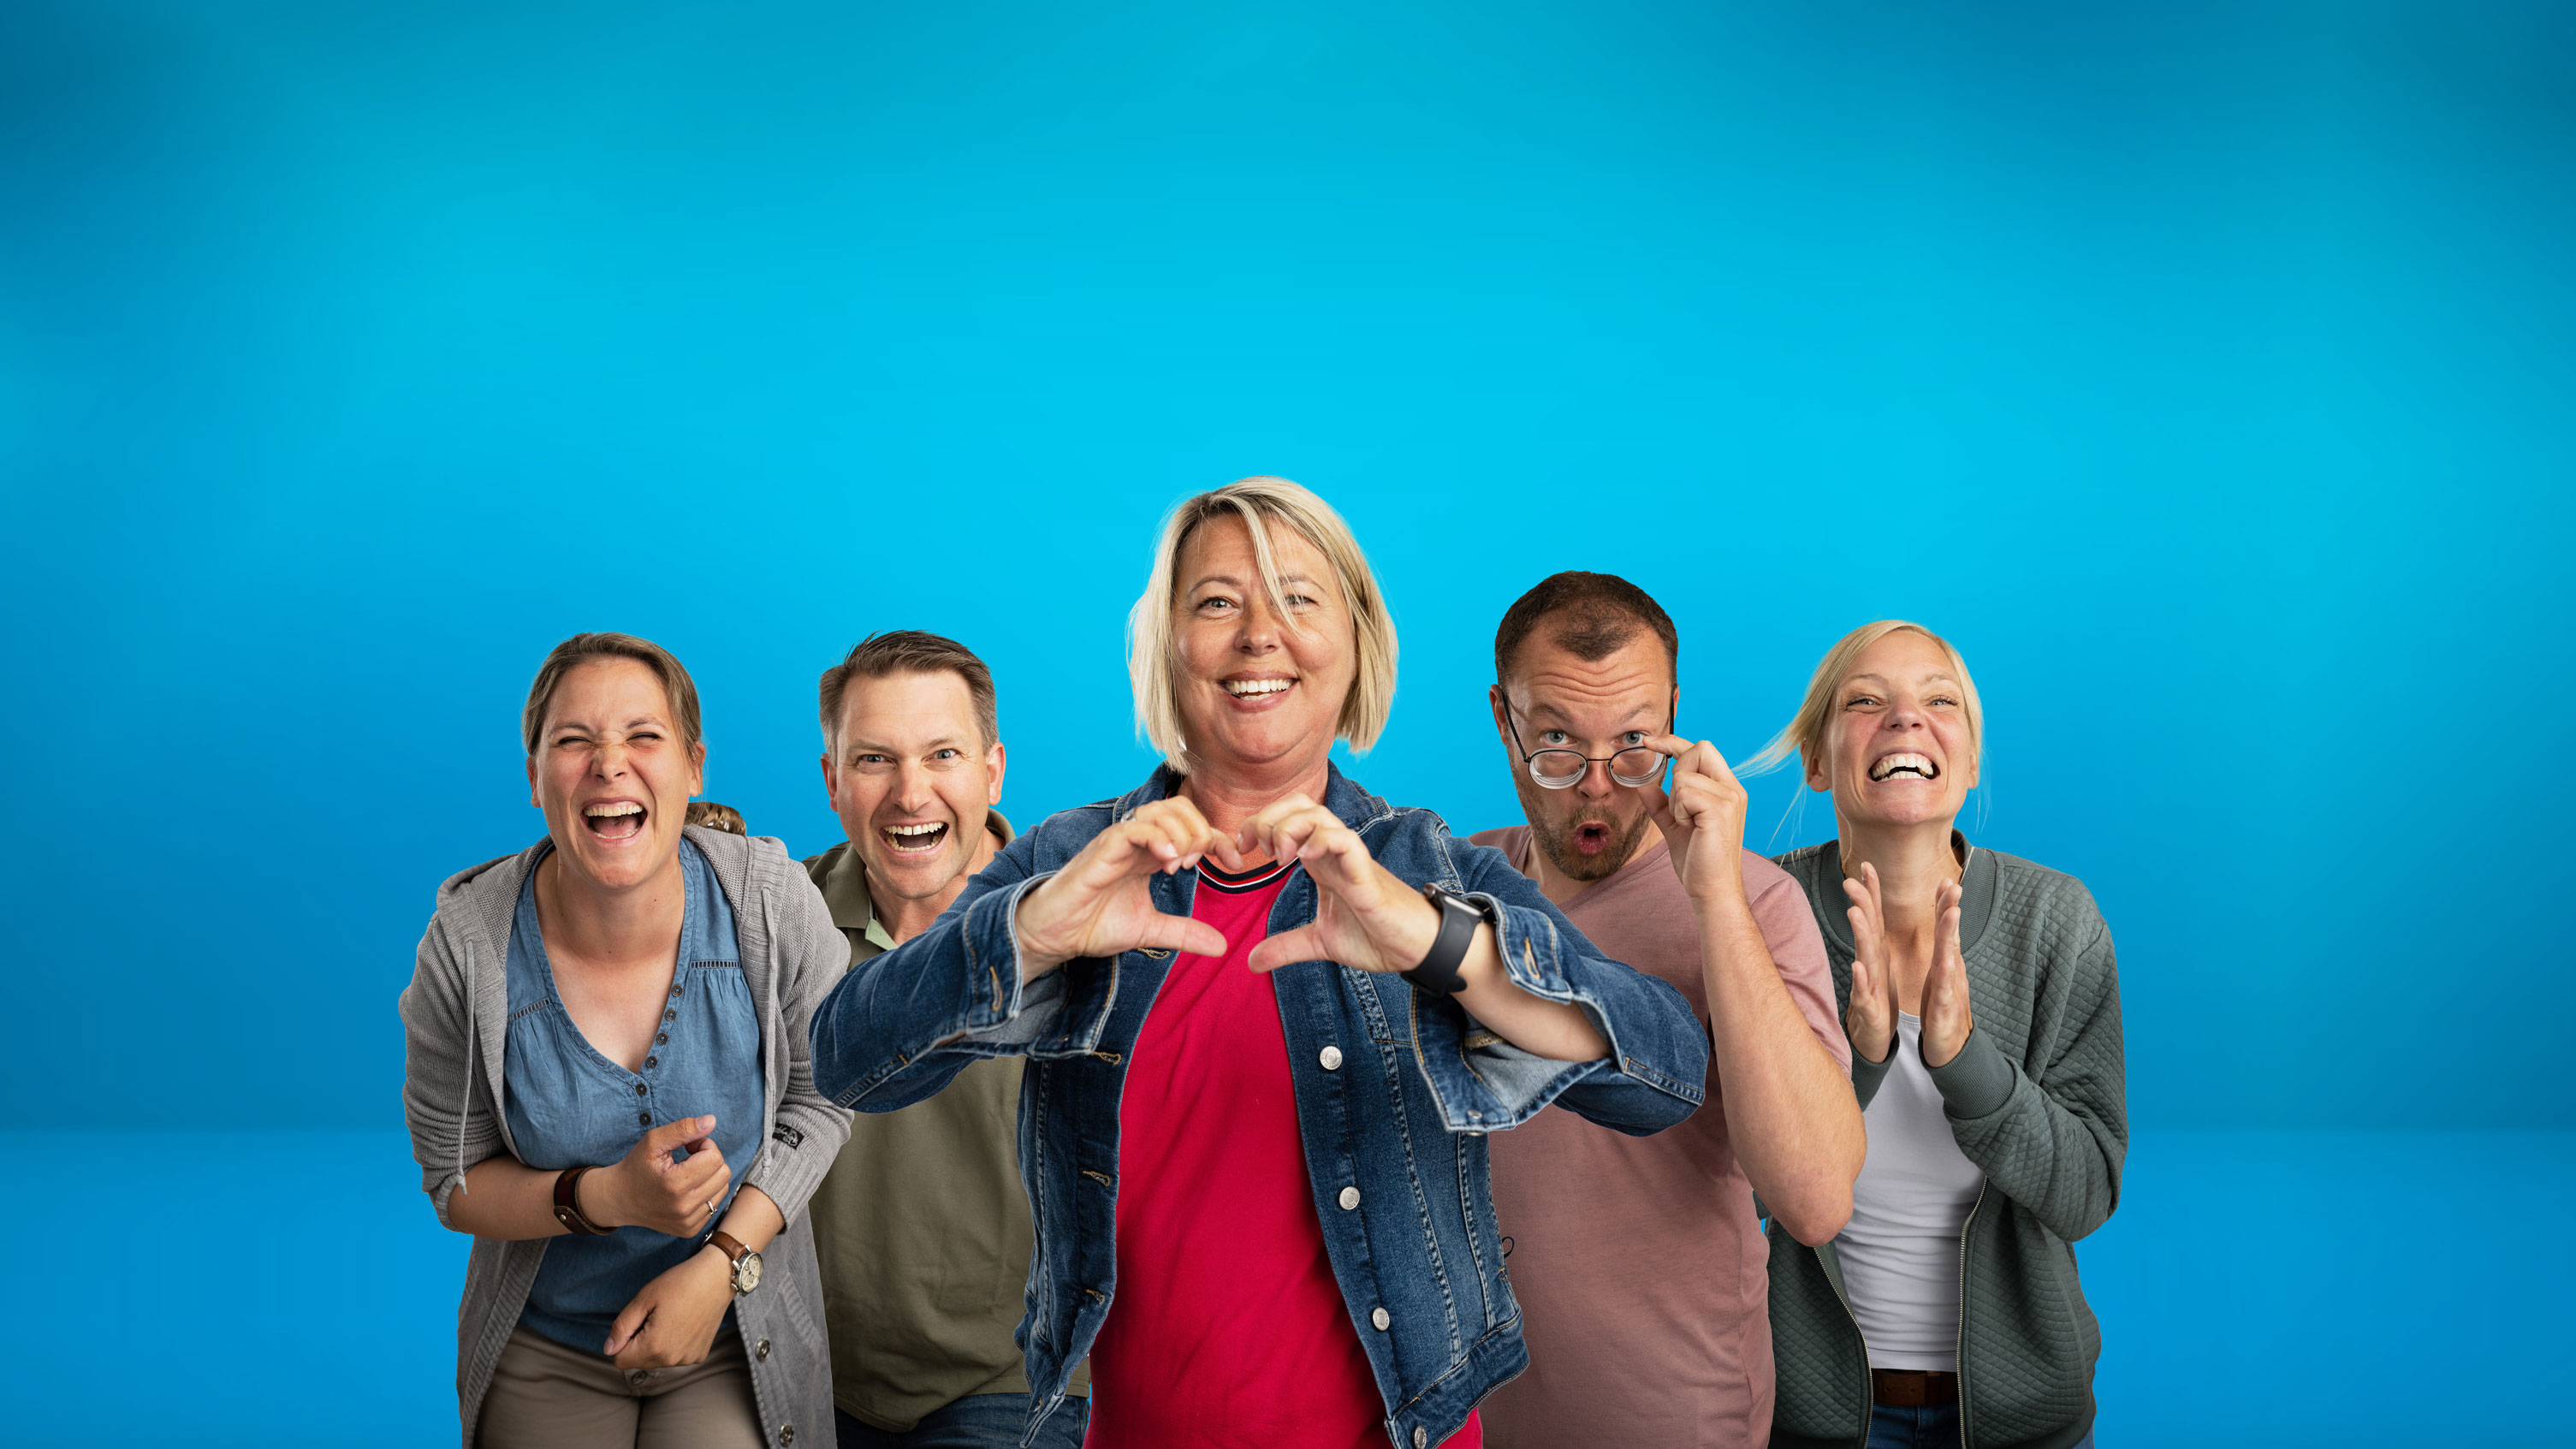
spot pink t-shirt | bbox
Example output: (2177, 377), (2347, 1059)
(1470, 828), (1847, 1449)
(1088, 858), (1481, 1449)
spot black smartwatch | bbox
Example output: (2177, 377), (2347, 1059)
(1405, 883), (1489, 996)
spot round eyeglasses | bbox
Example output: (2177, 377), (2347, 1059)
(1505, 710), (1670, 790)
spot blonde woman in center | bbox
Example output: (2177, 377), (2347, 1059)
(1754, 621), (2125, 1449)
(808, 478), (1708, 1449)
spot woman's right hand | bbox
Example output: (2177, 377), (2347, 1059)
(585, 1115), (730, 1237)
(1842, 864), (1899, 1065)
(1013, 798), (1234, 975)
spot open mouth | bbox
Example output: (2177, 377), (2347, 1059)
(1570, 819), (1616, 855)
(881, 821), (949, 856)
(1869, 751), (1940, 782)
(1221, 675), (1297, 706)
(582, 800), (648, 841)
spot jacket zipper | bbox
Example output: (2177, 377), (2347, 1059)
(1954, 1182), (1987, 1447)
(1815, 1237), (1876, 1447)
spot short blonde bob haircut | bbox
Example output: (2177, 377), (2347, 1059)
(1743, 620), (1985, 785)
(1128, 478), (1398, 773)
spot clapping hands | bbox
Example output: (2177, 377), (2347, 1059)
(1842, 866), (1974, 1068)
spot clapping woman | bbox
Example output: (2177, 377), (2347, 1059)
(401, 633), (851, 1448)
(1752, 622), (2126, 1449)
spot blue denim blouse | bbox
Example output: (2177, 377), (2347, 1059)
(503, 837), (763, 1352)
(810, 765), (1712, 1449)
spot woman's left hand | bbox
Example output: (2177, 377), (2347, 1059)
(1238, 795), (1439, 976)
(1918, 880), (1976, 1068)
(603, 1245), (733, 1369)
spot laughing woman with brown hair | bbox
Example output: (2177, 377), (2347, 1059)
(400, 632), (850, 1448)
(1752, 621), (2126, 1449)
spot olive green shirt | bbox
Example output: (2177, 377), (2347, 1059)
(803, 813), (1088, 1431)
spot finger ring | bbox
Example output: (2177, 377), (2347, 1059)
(705, 1198), (720, 1218)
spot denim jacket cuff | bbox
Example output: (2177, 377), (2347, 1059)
(956, 872), (1051, 1026)
(955, 871), (1074, 1048)
(1393, 894), (1618, 1131)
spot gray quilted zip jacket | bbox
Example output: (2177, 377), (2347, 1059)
(399, 825), (854, 1448)
(1767, 838), (2126, 1449)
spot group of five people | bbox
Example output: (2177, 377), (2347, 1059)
(401, 477), (2127, 1449)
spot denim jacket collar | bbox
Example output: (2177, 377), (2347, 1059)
(1110, 760), (1397, 834)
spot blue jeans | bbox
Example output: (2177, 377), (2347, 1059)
(1867, 1403), (2093, 1449)
(835, 1395), (1089, 1449)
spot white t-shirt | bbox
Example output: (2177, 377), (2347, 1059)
(1835, 1012), (1987, 1371)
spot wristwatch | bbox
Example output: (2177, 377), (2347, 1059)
(1404, 883), (1490, 996)
(706, 1229), (763, 1296)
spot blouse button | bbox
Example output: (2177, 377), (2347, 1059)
(656, 1033), (669, 1045)
(637, 1112), (650, 1125)
(633, 1084), (649, 1097)
(664, 1010), (677, 1023)
(1319, 1046), (1344, 1071)
(645, 1056), (658, 1070)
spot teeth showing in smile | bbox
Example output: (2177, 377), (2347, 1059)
(882, 822), (949, 853)
(582, 800), (646, 840)
(1223, 678), (1294, 697)
(1870, 752), (1938, 782)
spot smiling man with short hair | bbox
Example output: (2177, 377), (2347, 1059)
(1472, 573), (1864, 1449)
(801, 631), (1089, 1449)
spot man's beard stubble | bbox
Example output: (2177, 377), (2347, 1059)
(1513, 775), (1656, 886)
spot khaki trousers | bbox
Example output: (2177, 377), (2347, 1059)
(478, 1319), (765, 1449)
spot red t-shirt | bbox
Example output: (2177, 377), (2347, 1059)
(1085, 858), (1481, 1449)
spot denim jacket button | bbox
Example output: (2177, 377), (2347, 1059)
(1413, 1428), (1428, 1448)
(1370, 1306), (1391, 1331)
(1319, 1046), (1344, 1071)
(1338, 1186), (1361, 1211)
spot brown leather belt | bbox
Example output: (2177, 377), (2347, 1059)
(1872, 1369), (1958, 1407)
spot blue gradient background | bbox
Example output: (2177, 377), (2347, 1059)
(2, 3), (2568, 1444)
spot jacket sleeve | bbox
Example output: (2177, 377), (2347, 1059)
(397, 918), (500, 1229)
(1930, 913), (2127, 1242)
(739, 862), (858, 1223)
(808, 832), (1070, 1113)
(1411, 839), (1709, 1137)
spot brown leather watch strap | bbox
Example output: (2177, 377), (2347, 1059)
(552, 1167), (612, 1236)
(707, 1229), (748, 1267)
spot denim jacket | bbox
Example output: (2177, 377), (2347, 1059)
(808, 765), (1710, 1449)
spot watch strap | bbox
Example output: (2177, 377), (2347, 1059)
(552, 1167), (611, 1236)
(1404, 884), (1483, 996)
(707, 1229), (755, 1294)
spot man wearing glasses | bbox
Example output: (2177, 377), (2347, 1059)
(1470, 573), (1864, 1449)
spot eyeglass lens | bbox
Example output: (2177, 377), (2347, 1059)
(1527, 749), (1666, 789)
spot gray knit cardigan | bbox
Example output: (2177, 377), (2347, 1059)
(1767, 838), (2127, 1449)
(399, 826), (854, 1448)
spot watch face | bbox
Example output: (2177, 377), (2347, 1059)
(736, 1250), (763, 1294)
